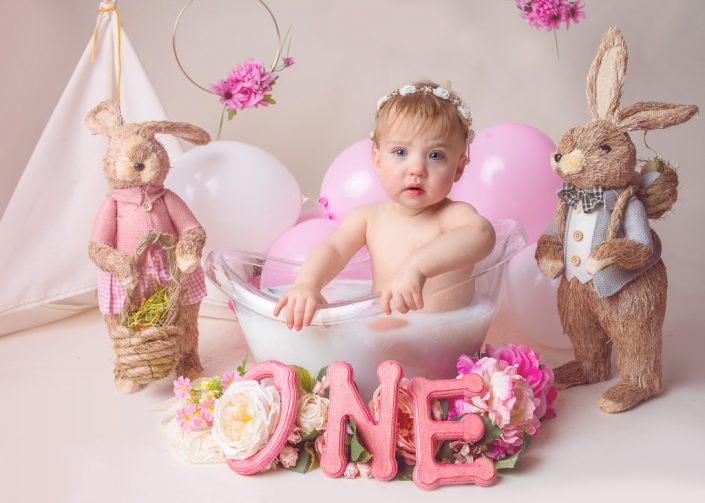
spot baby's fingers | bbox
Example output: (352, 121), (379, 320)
(273, 294), (288, 317)
(293, 299), (308, 331)
(393, 293), (410, 314)
(303, 300), (319, 328)
(380, 290), (393, 315)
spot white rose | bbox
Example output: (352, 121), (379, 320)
(296, 392), (329, 434)
(458, 102), (471, 119)
(211, 380), (281, 460)
(432, 87), (450, 100)
(399, 84), (417, 96)
(376, 95), (390, 110)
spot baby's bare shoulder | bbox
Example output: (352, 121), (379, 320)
(439, 201), (490, 230)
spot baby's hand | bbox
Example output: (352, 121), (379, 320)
(380, 265), (427, 315)
(273, 283), (326, 331)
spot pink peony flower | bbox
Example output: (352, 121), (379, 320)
(453, 356), (541, 459)
(485, 343), (557, 420)
(173, 376), (191, 400)
(369, 378), (416, 465)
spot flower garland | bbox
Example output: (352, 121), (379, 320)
(163, 344), (556, 480)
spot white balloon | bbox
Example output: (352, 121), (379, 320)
(170, 141), (301, 254)
(504, 243), (572, 349)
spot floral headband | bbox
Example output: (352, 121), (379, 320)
(375, 84), (475, 143)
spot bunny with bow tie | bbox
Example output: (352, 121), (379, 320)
(535, 27), (698, 413)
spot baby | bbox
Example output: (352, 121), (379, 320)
(274, 80), (495, 330)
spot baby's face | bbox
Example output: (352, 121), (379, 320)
(373, 122), (467, 212)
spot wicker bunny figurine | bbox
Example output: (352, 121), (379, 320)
(86, 100), (211, 394)
(535, 27), (698, 413)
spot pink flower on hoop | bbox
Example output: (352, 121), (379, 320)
(210, 58), (278, 112)
(516, 0), (586, 31)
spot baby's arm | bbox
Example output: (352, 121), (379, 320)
(273, 207), (369, 330)
(381, 202), (495, 314)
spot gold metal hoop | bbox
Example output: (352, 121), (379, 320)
(172, 0), (284, 95)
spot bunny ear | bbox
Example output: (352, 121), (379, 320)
(85, 100), (123, 136)
(141, 121), (211, 145)
(617, 102), (699, 132)
(586, 27), (628, 122)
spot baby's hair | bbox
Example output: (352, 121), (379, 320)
(373, 80), (472, 145)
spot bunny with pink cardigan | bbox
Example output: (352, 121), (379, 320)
(86, 100), (211, 394)
(535, 27), (698, 413)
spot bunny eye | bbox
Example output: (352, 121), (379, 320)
(599, 144), (612, 153)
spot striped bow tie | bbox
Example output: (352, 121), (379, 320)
(557, 183), (605, 214)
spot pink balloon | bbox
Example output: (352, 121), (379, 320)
(295, 206), (328, 225)
(261, 218), (370, 288)
(451, 123), (562, 244)
(319, 139), (388, 221)
(504, 243), (571, 349)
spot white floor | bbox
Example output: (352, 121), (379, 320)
(1, 305), (704, 502)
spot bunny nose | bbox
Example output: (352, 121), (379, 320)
(133, 162), (145, 171)
(554, 153), (562, 163)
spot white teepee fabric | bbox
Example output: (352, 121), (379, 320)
(0, 6), (182, 335)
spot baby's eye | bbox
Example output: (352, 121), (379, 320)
(429, 151), (445, 161)
(393, 148), (408, 158)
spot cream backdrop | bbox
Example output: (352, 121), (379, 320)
(1, 0), (704, 331)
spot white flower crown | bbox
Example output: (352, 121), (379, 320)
(375, 83), (475, 142)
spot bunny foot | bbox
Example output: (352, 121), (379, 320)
(553, 360), (590, 389)
(598, 380), (658, 413)
(114, 377), (145, 394)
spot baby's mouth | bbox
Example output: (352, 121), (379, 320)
(404, 184), (424, 195)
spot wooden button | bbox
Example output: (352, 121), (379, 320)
(142, 201), (153, 212)
(571, 255), (581, 266)
(573, 230), (583, 241)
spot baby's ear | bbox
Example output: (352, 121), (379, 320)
(372, 143), (382, 175)
(85, 100), (123, 137)
(141, 121), (211, 145)
(617, 102), (699, 132)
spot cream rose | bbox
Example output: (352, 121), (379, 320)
(296, 392), (329, 435)
(211, 380), (281, 460)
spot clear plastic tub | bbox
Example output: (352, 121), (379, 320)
(204, 220), (526, 396)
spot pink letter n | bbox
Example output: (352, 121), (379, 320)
(320, 360), (402, 481)
(408, 373), (497, 490)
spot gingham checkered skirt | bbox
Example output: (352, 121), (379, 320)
(98, 266), (207, 315)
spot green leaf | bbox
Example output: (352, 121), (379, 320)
(439, 398), (449, 421)
(227, 108), (237, 120)
(236, 354), (249, 377)
(495, 433), (533, 470)
(478, 415), (502, 446)
(263, 94), (277, 105)
(300, 429), (321, 443)
(289, 365), (316, 393)
(348, 418), (372, 463)
(316, 366), (329, 398)
(436, 440), (454, 463)
(286, 442), (319, 474)
(393, 460), (415, 481)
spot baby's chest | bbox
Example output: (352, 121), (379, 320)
(367, 219), (440, 265)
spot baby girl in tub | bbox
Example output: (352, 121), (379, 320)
(274, 80), (496, 330)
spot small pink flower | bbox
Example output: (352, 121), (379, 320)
(176, 404), (198, 431)
(344, 461), (359, 479)
(287, 426), (303, 444)
(283, 56), (295, 67)
(198, 396), (216, 425)
(278, 445), (299, 468)
(221, 370), (236, 391)
(561, 0), (585, 29)
(357, 462), (373, 479)
(173, 376), (191, 400)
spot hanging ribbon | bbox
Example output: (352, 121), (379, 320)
(91, 1), (123, 106)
